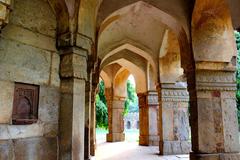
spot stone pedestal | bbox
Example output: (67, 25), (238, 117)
(158, 83), (191, 155)
(138, 93), (149, 146)
(190, 70), (240, 160)
(59, 47), (87, 160)
(105, 88), (125, 142)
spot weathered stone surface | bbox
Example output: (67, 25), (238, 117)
(39, 86), (60, 123)
(0, 0), (11, 29)
(2, 24), (56, 52)
(0, 38), (52, 85)
(107, 99), (125, 142)
(60, 49), (88, 80)
(190, 153), (240, 160)
(106, 133), (125, 142)
(14, 137), (57, 160)
(0, 140), (14, 160)
(0, 137), (57, 160)
(163, 141), (191, 155)
(190, 70), (240, 160)
(10, 0), (56, 37)
(160, 83), (190, 155)
(148, 135), (159, 146)
(50, 52), (60, 87)
(0, 80), (14, 124)
(192, 0), (236, 63)
(222, 97), (239, 152)
(0, 123), (44, 140)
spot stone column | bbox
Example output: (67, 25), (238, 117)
(158, 83), (191, 155)
(105, 88), (113, 141)
(106, 90), (125, 142)
(59, 47), (87, 160)
(138, 93), (149, 146)
(90, 74), (98, 156)
(190, 70), (240, 160)
(84, 70), (91, 160)
(147, 91), (159, 146)
(90, 86), (97, 156)
(0, 0), (11, 30)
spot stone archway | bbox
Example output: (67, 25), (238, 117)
(96, 0), (194, 156)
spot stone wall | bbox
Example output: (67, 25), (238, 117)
(124, 112), (139, 130)
(0, 0), (59, 159)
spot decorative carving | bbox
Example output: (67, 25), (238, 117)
(160, 84), (189, 102)
(12, 83), (39, 125)
(196, 70), (236, 91)
(0, 0), (11, 29)
(147, 91), (159, 106)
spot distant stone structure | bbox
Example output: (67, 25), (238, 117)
(124, 112), (139, 130)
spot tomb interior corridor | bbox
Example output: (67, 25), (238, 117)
(0, 0), (240, 160)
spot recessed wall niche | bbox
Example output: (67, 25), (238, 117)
(12, 83), (39, 125)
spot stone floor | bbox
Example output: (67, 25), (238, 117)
(93, 142), (189, 160)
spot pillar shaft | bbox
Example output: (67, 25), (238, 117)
(59, 47), (87, 160)
(147, 91), (160, 146)
(106, 88), (125, 142)
(90, 88), (96, 156)
(158, 83), (191, 155)
(84, 72), (91, 160)
(138, 93), (149, 146)
(190, 70), (240, 160)
(90, 70), (98, 156)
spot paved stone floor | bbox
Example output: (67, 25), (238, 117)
(93, 142), (189, 160)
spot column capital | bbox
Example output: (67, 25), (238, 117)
(160, 83), (189, 102)
(146, 91), (159, 106)
(60, 46), (88, 80)
(196, 70), (236, 91)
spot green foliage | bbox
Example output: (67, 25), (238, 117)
(124, 80), (138, 115)
(235, 30), (240, 129)
(95, 81), (108, 129)
(98, 81), (107, 105)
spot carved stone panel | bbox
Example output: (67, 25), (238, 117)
(12, 83), (39, 125)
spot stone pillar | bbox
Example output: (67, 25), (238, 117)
(90, 74), (98, 156)
(190, 70), (240, 160)
(0, 0), (11, 30)
(158, 83), (191, 155)
(59, 47), (87, 160)
(90, 87), (97, 156)
(147, 91), (159, 146)
(105, 88), (113, 141)
(106, 89), (125, 142)
(138, 93), (149, 146)
(84, 70), (91, 160)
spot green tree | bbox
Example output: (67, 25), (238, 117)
(235, 30), (240, 129)
(98, 81), (107, 105)
(124, 80), (138, 115)
(95, 81), (108, 129)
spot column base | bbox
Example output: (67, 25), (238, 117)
(106, 133), (125, 142)
(149, 135), (159, 146)
(190, 152), (240, 160)
(139, 135), (149, 146)
(160, 140), (191, 155)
